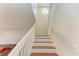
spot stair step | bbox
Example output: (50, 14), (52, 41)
(33, 43), (53, 46)
(31, 53), (59, 56)
(35, 35), (50, 37)
(32, 35), (58, 56)
(34, 39), (52, 43)
(32, 46), (56, 49)
(34, 41), (52, 43)
(35, 35), (50, 39)
(35, 37), (51, 39)
(32, 49), (57, 53)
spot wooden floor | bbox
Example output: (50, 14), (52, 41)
(31, 53), (59, 56)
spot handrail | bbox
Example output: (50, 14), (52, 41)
(8, 23), (36, 56)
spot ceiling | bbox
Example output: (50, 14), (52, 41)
(37, 3), (51, 8)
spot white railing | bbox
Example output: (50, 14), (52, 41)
(8, 24), (36, 56)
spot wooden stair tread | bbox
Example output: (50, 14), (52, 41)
(31, 53), (59, 56)
(32, 46), (56, 49)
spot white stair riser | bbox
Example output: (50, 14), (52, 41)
(32, 49), (57, 53)
(35, 35), (50, 37)
(32, 43), (54, 46)
(35, 36), (50, 38)
(34, 39), (52, 43)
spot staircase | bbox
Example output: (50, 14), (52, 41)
(31, 35), (59, 56)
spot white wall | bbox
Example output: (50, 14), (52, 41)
(0, 28), (27, 44)
(0, 3), (35, 44)
(35, 7), (49, 35)
(51, 3), (79, 55)
(0, 3), (35, 28)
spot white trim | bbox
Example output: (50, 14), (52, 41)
(48, 3), (57, 35)
(8, 23), (36, 56)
